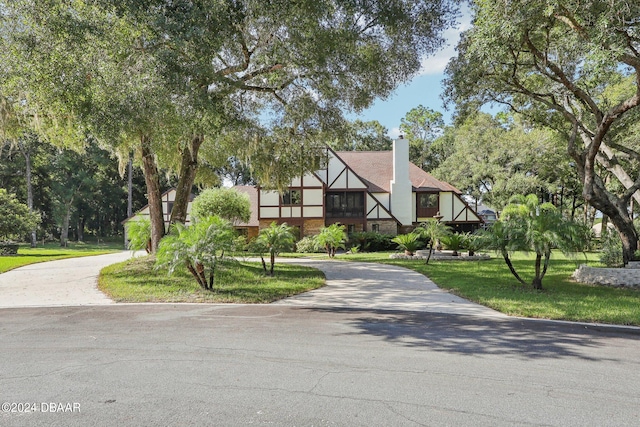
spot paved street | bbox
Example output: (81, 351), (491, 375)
(1, 304), (639, 426)
(1, 254), (639, 425)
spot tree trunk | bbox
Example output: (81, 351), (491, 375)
(502, 251), (527, 286)
(532, 253), (543, 290)
(60, 203), (72, 247)
(170, 135), (204, 227)
(270, 252), (275, 276)
(140, 135), (165, 253)
(578, 162), (638, 264)
(18, 142), (37, 247)
(425, 243), (434, 265)
(77, 217), (84, 242)
(127, 152), (133, 218)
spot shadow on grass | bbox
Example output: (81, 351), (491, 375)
(304, 307), (637, 362)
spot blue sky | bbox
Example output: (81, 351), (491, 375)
(353, 9), (471, 138)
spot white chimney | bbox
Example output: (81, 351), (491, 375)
(390, 136), (413, 226)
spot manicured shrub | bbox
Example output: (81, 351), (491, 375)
(349, 231), (395, 252)
(296, 235), (322, 253)
(191, 187), (251, 225)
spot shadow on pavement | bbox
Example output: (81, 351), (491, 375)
(303, 307), (636, 362)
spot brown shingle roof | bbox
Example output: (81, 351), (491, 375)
(335, 151), (460, 194)
(232, 185), (259, 227)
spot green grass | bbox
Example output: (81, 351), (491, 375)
(340, 251), (640, 326)
(99, 255), (325, 303)
(0, 242), (123, 273)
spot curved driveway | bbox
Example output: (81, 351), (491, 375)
(0, 252), (503, 317)
(0, 252), (134, 308)
(275, 258), (505, 317)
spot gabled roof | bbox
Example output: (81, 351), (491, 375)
(334, 151), (461, 194)
(232, 185), (259, 227)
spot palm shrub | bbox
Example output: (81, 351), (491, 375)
(155, 216), (237, 291)
(485, 194), (589, 290)
(126, 216), (152, 253)
(461, 231), (485, 256)
(415, 218), (451, 264)
(391, 232), (421, 256)
(316, 224), (347, 257)
(255, 222), (296, 276)
(440, 232), (465, 256)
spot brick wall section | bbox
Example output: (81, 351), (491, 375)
(247, 227), (259, 240)
(303, 219), (325, 236)
(572, 264), (640, 288)
(368, 220), (398, 236)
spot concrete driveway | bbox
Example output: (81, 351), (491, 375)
(0, 253), (503, 318)
(275, 258), (505, 317)
(0, 252), (136, 308)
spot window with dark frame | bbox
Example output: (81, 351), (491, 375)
(371, 224), (380, 232)
(325, 191), (365, 218)
(417, 193), (439, 218)
(282, 189), (301, 205)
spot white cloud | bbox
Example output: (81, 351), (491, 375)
(418, 9), (471, 76)
(388, 127), (401, 139)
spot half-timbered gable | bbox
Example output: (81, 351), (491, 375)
(128, 139), (482, 240)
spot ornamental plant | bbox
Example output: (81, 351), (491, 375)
(155, 216), (237, 291)
(483, 194), (589, 290)
(391, 232), (421, 256)
(254, 222), (296, 276)
(316, 224), (347, 258)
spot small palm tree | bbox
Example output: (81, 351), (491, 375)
(256, 222), (296, 276)
(415, 218), (451, 264)
(486, 194), (589, 289)
(316, 224), (347, 257)
(391, 232), (421, 256)
(126, 216), (152, 254)
(440, 232), (465, 256)
(155, 216), (237, 290)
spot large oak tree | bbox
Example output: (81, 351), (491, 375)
(3, 0), (458, 251)
(445, 0), (640, 263)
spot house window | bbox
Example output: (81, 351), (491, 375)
(417, 193), (439, 218)
(371, 224), (380, 233)
(419, 193), (438, 208)
(282, 190), (301, 205)
(326, 191), (365, 218)
(347, 224), (355, 234)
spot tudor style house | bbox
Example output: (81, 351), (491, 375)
(125, 138), (482, 240)
(236, 137), (482, 237)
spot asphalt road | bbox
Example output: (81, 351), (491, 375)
(1, 304), (639, 426)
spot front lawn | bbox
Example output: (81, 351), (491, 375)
(99, 255), (325, 303)
(0, 242), (123, 273)
(341, 251), (640, 326)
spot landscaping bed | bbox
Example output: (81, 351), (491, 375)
(99, 256), (325, 303)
